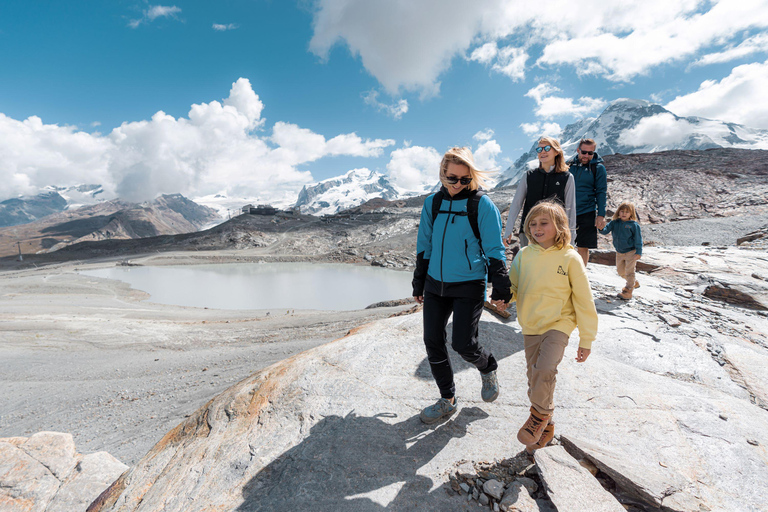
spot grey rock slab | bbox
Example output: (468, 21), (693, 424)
(47, 452), (128, 512)
(534, 446), (625, 512)
(499, 480), (539, 512)
(483, 478), (504, 500)
(0, 441), (61, 512)
(560, 435), (699, 511)
(0, 435), (127, 512)
(20, 431), (78, 480)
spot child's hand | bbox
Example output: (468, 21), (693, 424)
(634, 254), (642, 261)
(414, 296), (424, 304)
(490, 299), (507, 312)
(576, 347), (591, 363)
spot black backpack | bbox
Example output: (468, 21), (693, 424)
(431, 189), (485, 245)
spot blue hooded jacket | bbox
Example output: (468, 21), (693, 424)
(600, 219), (643, 255)
(412, 187), (511, 301)
(568, 153), (607, 217)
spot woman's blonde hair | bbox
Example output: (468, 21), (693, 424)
(538, 136), (569, 174)
(613, 201), (639, 221)
(439, 147), (490, 191)
(524, 201), (572, 249)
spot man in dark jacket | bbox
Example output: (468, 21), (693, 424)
(568, 138), (607, 266)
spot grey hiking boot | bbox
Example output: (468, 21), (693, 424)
(420, 397), (458, 424)
(481, 370), (499, 402)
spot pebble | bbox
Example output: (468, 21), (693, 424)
(747, 439), (760, 446)
(483, 479), (504, 500)
(719, 414), (728, 421)
(479, 493), (490, 506)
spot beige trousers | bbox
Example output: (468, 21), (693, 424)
(524, 329), (569, 415)
(616, 250), (637, 289)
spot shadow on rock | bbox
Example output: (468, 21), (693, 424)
(237, 407), (489, 511)
(414, 320), (524, 381)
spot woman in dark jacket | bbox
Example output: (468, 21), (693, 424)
(503, 136), (576, 248)
(412, 146), (512, 424)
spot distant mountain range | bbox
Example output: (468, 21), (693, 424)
(0, 184), (104, 228)
(0, 193), (221, 258)
(294, 169), (402, 215)
(495, 99), (768, 187)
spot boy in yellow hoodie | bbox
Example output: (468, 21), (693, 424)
(503, 200), (598, 452)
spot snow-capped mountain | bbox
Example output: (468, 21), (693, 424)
(0, 184), (104, 228)
(496, 99), (768, 187)
(294, 169), (401, 215)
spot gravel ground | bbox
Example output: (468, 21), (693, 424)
(640, 213), (768, 247)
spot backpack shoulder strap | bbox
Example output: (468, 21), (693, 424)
(467, 190), (485, 245)
(430, 190), (444, 225)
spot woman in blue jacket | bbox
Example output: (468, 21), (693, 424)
(412, 147), (512, 424)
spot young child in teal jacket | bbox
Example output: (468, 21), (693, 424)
(600, 201), (643, 300)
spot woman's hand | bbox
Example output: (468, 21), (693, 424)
(414, 296), (424, 304)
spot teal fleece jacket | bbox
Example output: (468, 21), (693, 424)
(600, 219), (643, 255)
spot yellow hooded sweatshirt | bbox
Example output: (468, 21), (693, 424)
(510, 243), (598, 349)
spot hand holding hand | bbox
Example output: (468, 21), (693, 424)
(595, 216), (606, 230)
(576, 347), (591, 363)
(490, 299), (507, 312)
(503, 235), (514, 247)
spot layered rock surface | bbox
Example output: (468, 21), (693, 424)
(0, 432), (127, 512)
(87, 248), (768, 512)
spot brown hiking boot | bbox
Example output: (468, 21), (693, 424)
(617, 287), (633, 300)
(525, 420), (555, 454)
(517, 407), (551, 445)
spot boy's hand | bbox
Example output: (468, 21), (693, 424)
(634, 254), (642, 261)
(576, 347), (591, 363)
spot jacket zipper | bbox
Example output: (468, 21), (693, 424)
(464, 240), (472, 271)
(438, 196), (454, 296)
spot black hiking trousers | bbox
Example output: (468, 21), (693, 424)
(423, 290), (498, 399)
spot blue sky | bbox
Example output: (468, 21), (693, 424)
(1, 0), (767, 208)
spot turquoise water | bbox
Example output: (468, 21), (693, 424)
(80, 262), (413, 311)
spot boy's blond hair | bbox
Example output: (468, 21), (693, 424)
(524, 201), (572, 249)
(613, 201), (639, 221)
(439, 147), (491, 191)
(538, 136), (570, 174)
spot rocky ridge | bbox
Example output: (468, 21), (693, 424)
(81, 244), (768, 512)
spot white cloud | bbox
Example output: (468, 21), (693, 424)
(213, 23), (238, 31)
(490, 46), (527, 81)
(469, 42), (498, 64)
(0, 78), (395, 205)
(519, 122), (562, 138)
(665, 59), (768, 128)
(473, 129), (494, 141)
(362, 90), (409, 119)
(525, 83), (606, 119)
(129, 5), (181, 28)
(618, 113), (695, 147)
(309, 0), (768, 93)
(691, 33), (768, 68)
(474, 140), (502, 172)
(386, 145), (442, 193)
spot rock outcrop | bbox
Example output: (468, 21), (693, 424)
(0, 432), (127, 512)
(86, 250), (768, 512)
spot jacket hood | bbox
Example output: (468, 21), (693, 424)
(567, 152), (604, 166)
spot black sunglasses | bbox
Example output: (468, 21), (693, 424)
(535, 145), (552, 153)
(580, 150), (594, 155)
(445, 175), (472, 185)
